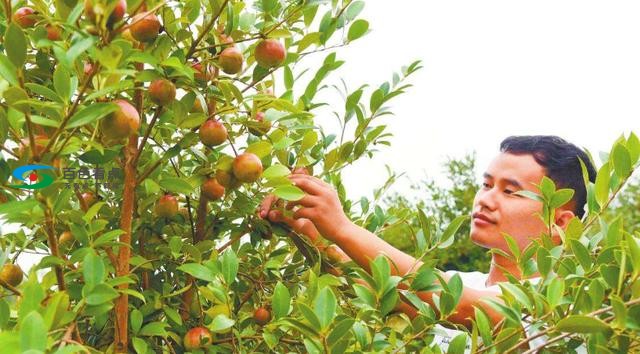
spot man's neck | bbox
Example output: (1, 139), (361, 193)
(486, 253), (522, 286)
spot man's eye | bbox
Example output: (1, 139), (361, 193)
(482, 183), (491, 189)
(504, 189), (514, 194)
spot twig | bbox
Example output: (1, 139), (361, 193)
(186, 0), (229, 59)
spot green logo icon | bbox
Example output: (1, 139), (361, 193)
(8, 164), (56, 190)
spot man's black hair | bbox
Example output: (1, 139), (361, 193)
(500, 135), (597, 219)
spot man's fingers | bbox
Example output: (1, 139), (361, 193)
(293, 207), (315, 221)
(268, 210), (310, 234)
(288, 175), (325, 196)
(285, 195), (317, 210)
(259, 194), (278, 218)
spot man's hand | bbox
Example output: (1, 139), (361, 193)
(257, 192), (323, 246)
(282, 173), (352, 243)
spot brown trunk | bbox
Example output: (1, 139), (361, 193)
(180, 192), (208, 320)
(113, 57), (144, 353)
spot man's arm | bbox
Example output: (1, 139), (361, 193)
(263, 174), (505, 328)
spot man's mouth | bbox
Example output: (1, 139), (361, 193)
(472, 212), (496, 225)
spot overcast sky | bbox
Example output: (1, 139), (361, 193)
(305, 0), (640, 201)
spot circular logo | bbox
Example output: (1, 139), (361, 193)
(8, 164), (56, 190)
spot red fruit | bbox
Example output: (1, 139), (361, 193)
(46, 25), (62, 41)
(192, 62), (213, 83)
(199, 120), (227, 147)
(13, 7), (37, 28)
(84, 62), (96, 77)
(148, 79), (176, 106)
(183, 327), (213, 350)
(215, 169), (241, 190)
(247, 111), (272, 136)
(232, 153), (263, 183)
(0, 264), (23, 287)
(80, 192), (97, 211)
(84, 0), (126, 26)
(155, 194), (178, 218)
(219, 47), (243, 75)
(202, 178), (225, 200)
(254, 39), (286, 68)
(100, 99), (140, 140)
(253, 307), (271, 326)
(129, 12), (160, 42)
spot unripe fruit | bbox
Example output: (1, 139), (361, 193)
(254, 39), (286, 68)
(218, 47), (243, 75)
(183, 327), (212, 350)
(46, 25), (62, 41)
(13, 7), (37, 28)
(100, 99), (140, 140)
(155, 194), (178, 218)
(0, 264), (23, 287)
(192, 62), (212, 83)
(199, 120), (227, 147)
(247, 111), (271, 136)
(215, 169), (241, 190)
(232, 153), (263, 183)
(219, 33), (234, 48)
(202, 178), (225, 201)
(148, 79), (176, 106)
(129, 12), (160, 42)
(80, 192), (96, 211)
(84, 0), (126, 26)
(253, 307), (271, 326)
(58, 231), (74, 250)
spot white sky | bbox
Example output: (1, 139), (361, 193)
(305, 0), (640, 201)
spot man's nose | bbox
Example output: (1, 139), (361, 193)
(475, 188), (498, 211)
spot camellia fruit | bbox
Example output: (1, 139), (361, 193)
(232, 153), (263, 183)
(13, 7), (37, 28)
(80, 192), (97, 211)
(247, 111), (272, 136)
(58, 231), (74, 251)
(202, 178), (225, 201)
(253, 307), (271, 326)
(218, 47), (243, 75)
(199, 120), (227, 147)
(215, 169), (241, 190)
(100, 99), (140, 140)
(84, 0), (126, 26)
(148, 79), (176, 106)
(129, 12), (160, 42)
(155, 194), (178, 218)
(183, 327), (213, 350)
(192, 62), (212, 83)
(254, 39), (286, 68)
(0, 264), (23, 287)
(46, 25), (62, 41)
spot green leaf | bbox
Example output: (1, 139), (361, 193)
(297, 32), (321, 53)
(158, 177), (194, 195)
(438, 215), (469, 249)
(348, 19), (369, 41)
(5, 24), (27, 68)
(611, 143), (631, 178)
(67, 103), (118, 129)
(474, 307), (492, 347)
(550, 189), (574, 209)
(130, 309), (143, 334)
(0, 299), (9, 329)
(20, 311), (46, 352)
(594, 162), (610, 207)
(131, 337), (148, 354)
(246, 141), (272, 158)
(262, 164), (291, 180)
(272, 282), (290, 319)
(66, 36), (95, 64)
(314, 287), (337, 330)
(83, 252), (106, 289)
(177, 263), (216, 282)
(273, 185), (305, 201)
(138, 321), (168, 337)
(0, 199), (39, 216)
(0, 54), (18, 85)
(86, 283), (119, 305)
(208, 314), (235, 333)
(220, 249), (238, 284)
(447, 333), (468, 354)
(556, 315), (610, 333)
(301, 130), (318, 152)
(53, 65), (72, 103)
(327, 318), (355, 345)
(298, 303), (321, 331)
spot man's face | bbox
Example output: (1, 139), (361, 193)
(470, 152), (550, 253)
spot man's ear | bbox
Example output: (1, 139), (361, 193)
(551, 208), (575, 244)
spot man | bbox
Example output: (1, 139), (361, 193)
(258, 135), (596, 349)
